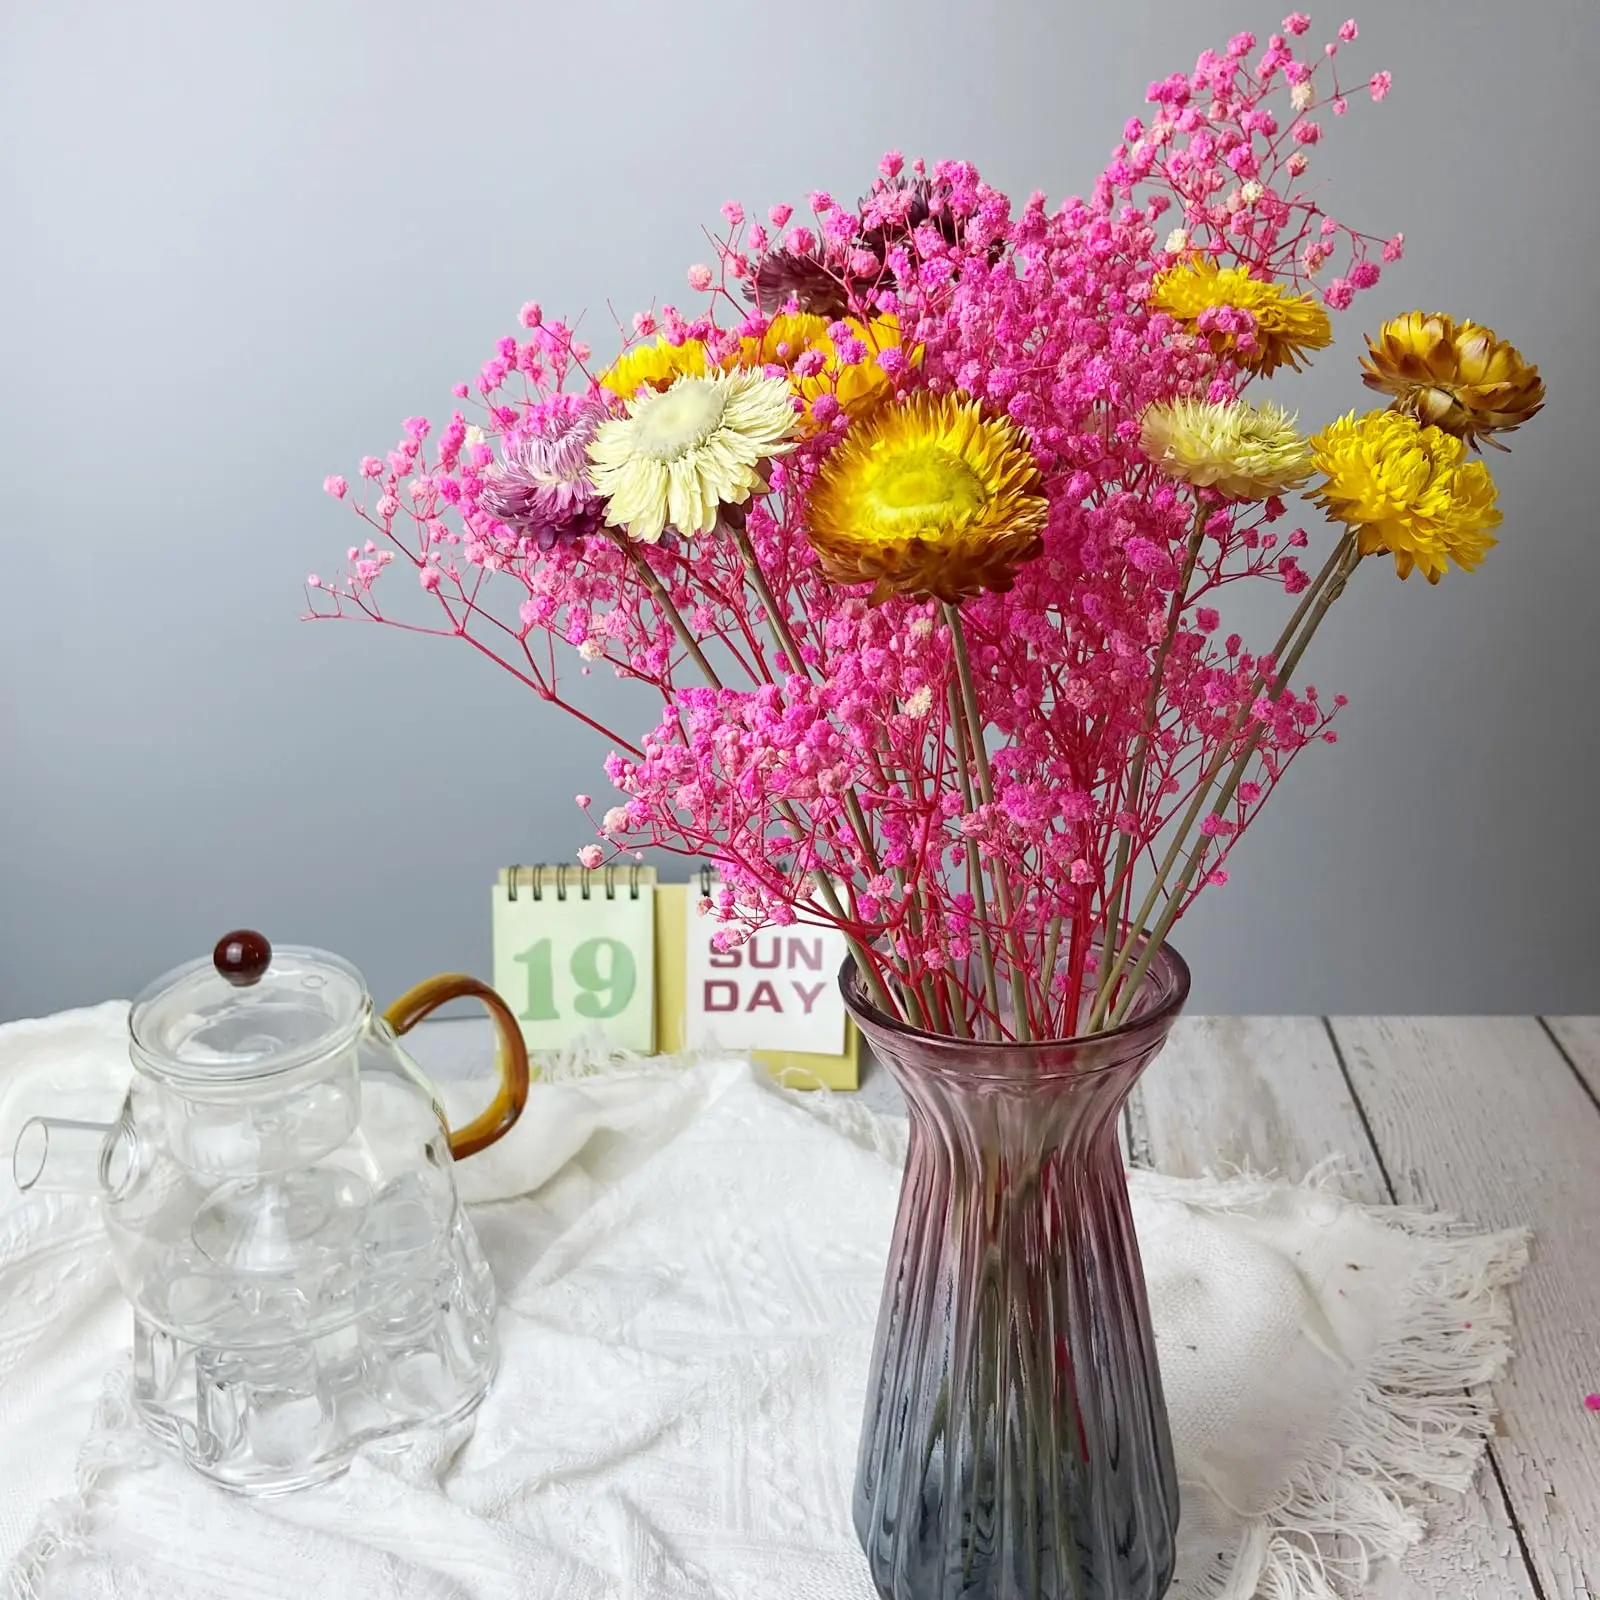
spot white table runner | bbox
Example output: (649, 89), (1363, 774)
(0, 1004), (1527, 1600)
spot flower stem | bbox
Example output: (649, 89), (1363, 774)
(1098, 506), (1209, 991)
(808, 867), (906, 1021)
(615, 534), (725, 690)
(1039, 915), (1064, 1035)
(1086, 531), (1356, 1031)
(944, 603), (1032, 1042)
(946, 678), (1002, 1038)
(622, 528), (904, 1021)
(729, 520), (808, 680)
(1105, 533), (1363, 1027)
(728, 519), (909, 1006)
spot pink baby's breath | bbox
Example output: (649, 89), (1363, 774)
(310, 15), (1411, 1038)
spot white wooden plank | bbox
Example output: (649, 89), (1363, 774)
(1139, 1016), (1380, 1191)
(1137, 1017), (1540, 1600)
(1331, 1016), (1600, 1600)
(1542, 1015), (1600, 1105)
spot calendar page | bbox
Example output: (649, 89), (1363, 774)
(680, 878), (848, 1055)
(492, 866), (657, 1054)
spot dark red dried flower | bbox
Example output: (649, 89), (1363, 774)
(744, 250), (871, 319)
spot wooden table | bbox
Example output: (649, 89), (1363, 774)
(414, 1016), (1600, 1598)
(1127, 1017), (1600, 1600)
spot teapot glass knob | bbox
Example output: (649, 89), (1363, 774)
(213, 929), (272, 988)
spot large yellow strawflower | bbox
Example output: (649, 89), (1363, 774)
(587, 370), (799, 543)
(1149, 259), (1332, 375)
(599, 336), (709, 399)
(1140, 397), (1312, 500)
(805, 391), (1048, 603)
(1309, 409), (1502, 583)
(1360, 311), (1544, 450)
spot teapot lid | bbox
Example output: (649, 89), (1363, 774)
(129, 931), (369, 1084)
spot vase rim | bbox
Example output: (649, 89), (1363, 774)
(840, 934), (1190, 1066)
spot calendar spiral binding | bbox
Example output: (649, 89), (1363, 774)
(504, 862), (762, 906)
(505, 863), (647, 903)
(693, 863), (809, 899)
(692, 862), (800, 898)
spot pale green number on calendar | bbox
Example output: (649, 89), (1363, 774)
(512, 937), (638, 1021)
(493, 868), (657, 1055)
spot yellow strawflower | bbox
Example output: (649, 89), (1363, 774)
(726, 312), (920, 425)
(1360, 311), (1544, 450)
(1149, 259), (1332, 375)
(796, 313), (920, 420)
(1309, 409), (1502, 583)
(1140, 397), (1312, 500)
(587, 370), (798, 543)
(726, 312), (832, 374)
(599, 336), (709, 399)
(805, 391), (1047, 603)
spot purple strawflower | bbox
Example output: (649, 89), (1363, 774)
(478, 398), (607, 550)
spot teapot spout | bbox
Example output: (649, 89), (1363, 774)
(13, 1116), (128, 1197)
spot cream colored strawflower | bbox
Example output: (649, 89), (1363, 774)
(1140, 397), (1313, 500)
(587, 371), (799, 543)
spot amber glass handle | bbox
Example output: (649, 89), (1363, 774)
(383, 974), (531, 1160)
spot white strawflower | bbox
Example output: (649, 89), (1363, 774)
(586, 371), (799, 543)
(1140, 397), (1313, 501)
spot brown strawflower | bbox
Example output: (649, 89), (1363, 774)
(744, 250), (870, 320)
(1360, 311), (1544, 450)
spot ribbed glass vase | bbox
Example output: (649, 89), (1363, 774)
(846, 941), (1189, 1600)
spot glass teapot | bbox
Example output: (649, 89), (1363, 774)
(11, 930), (529, 1495)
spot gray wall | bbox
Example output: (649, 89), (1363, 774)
(3, 0), (1596, 1021)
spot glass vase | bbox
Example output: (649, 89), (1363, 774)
(845, 940), (1189, 1600)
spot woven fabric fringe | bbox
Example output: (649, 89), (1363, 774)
(1133, 1161), (1529, 1600)
(9, 1374), (155, 1600)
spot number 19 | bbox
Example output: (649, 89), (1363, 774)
(513, 937), (638, 1022)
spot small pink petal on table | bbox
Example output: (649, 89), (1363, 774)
(1584, 1393), (1600, 1412)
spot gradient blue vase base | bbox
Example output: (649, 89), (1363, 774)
(846, 944), (1188, 1600)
